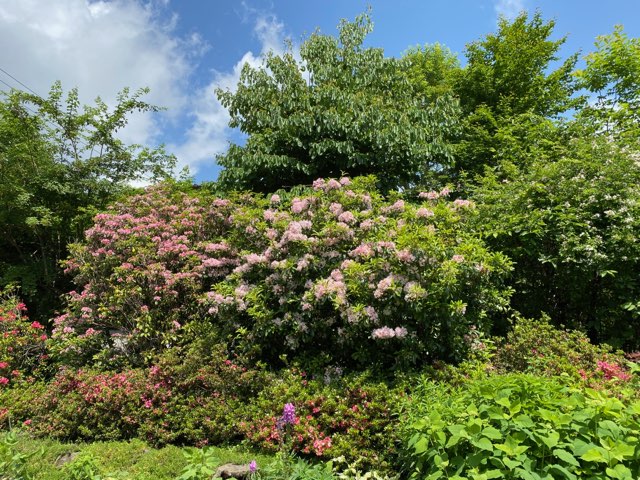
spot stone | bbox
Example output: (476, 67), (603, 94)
(213, 463), (255, 479)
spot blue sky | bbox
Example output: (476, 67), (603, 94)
(0, 0), (639, 183)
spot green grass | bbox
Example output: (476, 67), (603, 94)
(9, 433), (274, 480)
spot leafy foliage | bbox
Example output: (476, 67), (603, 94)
(493, 315), (631, 386)
(575, 25), (640, 147)
(453, 11), (578, 176)
(0, 82), (175, 321)
(0, 287), (47, 385)
(403, 374), (640, 479)
(471, 138), (640, 348)
(240, 369), (403, 470)
(216, 13), (459, 192)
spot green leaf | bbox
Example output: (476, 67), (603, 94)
(553, 448), (580, 467)
(471, 437), (494, 451)
(580, 447), (607, 463)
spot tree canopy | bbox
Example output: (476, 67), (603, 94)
(216, 13), (460, 192)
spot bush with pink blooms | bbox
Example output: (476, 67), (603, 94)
(0, 287), (48, 386)
(51, 176), (512, 371)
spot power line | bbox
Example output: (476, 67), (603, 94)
(0, 66), (39, 96)
(0, 65), (92, 150)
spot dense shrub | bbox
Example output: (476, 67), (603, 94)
(402, 374), (640, 479)
(0, 358), (403, 471)
(471, 140), (640, 348)
(493, 316), (632, 386)
(0, 343), (270, 446)
(0, 287), (47, 386)
(239, 369), (403, 471)
(52, 177), (512, 371)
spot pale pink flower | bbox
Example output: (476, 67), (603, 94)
(371, 327), (396, 339)
(416, 208), (434, 218)
(338, 211), (356, 224)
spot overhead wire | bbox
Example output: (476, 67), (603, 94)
(0, 65), (92, 150)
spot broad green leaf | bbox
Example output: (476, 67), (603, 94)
(553, 448), (580, 467)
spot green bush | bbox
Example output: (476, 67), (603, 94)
(493, 316), (632, 386)
(0, 342), (270, 446)
(0, 287), (48, 386)
(471, 140), (640, 348)
(239, 369), (403, 471)
(402, 374), (640, 479)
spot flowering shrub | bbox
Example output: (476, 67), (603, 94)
(0, 287), (47, 385)
(0, 342), (271, 445)
(52, 176), (512, 370)
(493, 315), (632, 389)
(239, 369), (403, 470)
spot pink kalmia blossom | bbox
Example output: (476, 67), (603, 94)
(329, 202), (343, 216)
(326, 179), (342, 190)
(416, 208), (434, 218)
(291, 198), (309, 214)
(453, 199), (473, 208)
(419, 191), (440, 200)
(374, 275), (394, 298)
(263, 209), (276, 222)
(396, 249), (415, 262)
(350, 243), (373, 258)
(337, 211), (356, 224)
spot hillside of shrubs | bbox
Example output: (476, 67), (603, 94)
(2, 10), (640, 480)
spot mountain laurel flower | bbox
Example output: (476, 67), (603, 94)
(371, 326), (396, 339)
(338, 211), (356, 224)
(270, 194), (281, 204)
(452, 254), (465, 263)
(416, 207), (435, 218)
(291, 198), (309, 214)
(329, 202), (343, 215)
(394, 326), (408, 338)
(453, 198), (473, 208)
(326, 179), (342, 190)
(419, 191), (440, 200)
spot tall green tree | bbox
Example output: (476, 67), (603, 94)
(216, 13), (460, 192)
(454, 12), (579, 176)
(0, 82), (175, 321)
(574, 25), (640, 148)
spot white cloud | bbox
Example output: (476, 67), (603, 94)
(0, 0), (290, 179)
(170, 13), (289, 176)
(494, 0), (525, 20)
(0, 0), (199, 147)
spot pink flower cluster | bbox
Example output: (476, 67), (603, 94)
(371, 326), (408, 340)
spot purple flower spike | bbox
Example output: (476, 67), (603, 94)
(282, 402), (296, 425)
(249, 460), (258, 473)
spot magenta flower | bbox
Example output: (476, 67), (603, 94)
(249, 460), (258, 473)
(281, 402), (296, 425)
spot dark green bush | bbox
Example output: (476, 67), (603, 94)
(402, 374), (640, 479)
(493, 315), (632, 386)
(471, 140), (640, 348)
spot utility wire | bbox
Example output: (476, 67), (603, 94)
(0, 66), (39, 96)
(0, 65), (92, 150)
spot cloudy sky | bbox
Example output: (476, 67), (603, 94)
(0, 0), (638, 182)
